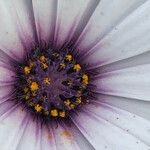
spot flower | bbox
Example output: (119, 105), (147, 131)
(0, 0), (150, 150)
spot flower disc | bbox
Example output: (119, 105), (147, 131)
(14, 46), (92, 121)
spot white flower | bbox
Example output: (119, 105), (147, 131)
(0, 0), (150, 150)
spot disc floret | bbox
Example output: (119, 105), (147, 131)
(15, 47), (91, 120)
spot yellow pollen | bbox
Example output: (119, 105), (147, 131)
(82, 74), (89, 85)
(24, 66), (31, 74)
(34, 104), (42, 112)
(70, 104), (75, 109)
(48, 134), (52, 140)
(40, 55), (46, 62)
(60, 63), (66, 69)
(73, 64), (81, 72)
(59, 111), (66, 118)
(44, 77), (51, 85)
(30, 82), (39, 91)
(64, 99), (71, 106)
(42, 63), (48, 69)
(50, 109), (58, 117)
(76, 97), (82, 104)
(61, 130), (72, 139)
(65, 54), (73, 61)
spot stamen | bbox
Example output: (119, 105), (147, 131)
(15, 48), (91, 121)
(70, 104), (75, 109)
(76, 97), (82, 104)
(65, 54), (73, 61)
(42, 63), (48, 69)
(82, 74), (89, 85)
(35, 104), (43, 112)
(24, 66), (31, 74)
(64, 99), (71, 106)
(50, 109), (58, 117)
(43, 77), (51, 85)
(29, 62), (34, 68)
(73, 64), (81, 72)
(40, 55), (46, 62)
(30, 82), (39, 91)
(24, 87), (29, 93)
(59, 63), (66, 69)
(25, 93), (30, 100)
(59, 111), (66, 118)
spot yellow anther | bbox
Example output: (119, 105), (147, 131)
(29, 102), (34, 107)
(32, 91), (36, 97)
(82, 74), (89, 85)
(59, 111), (66, 118)
(29, 62), (34, 68)
(34, 104), (42, 112)
(50, 109), (58, 117)
(40, 55), (46, 62)
(73, 64), (81, 72)
(70, 104), (75, 109)
(42, 63), (48, 69)
(64, 99), (71, 106)
(60, 63), (66, 69)
(65, 54), (73, 61)
(43, 77), (51, 85)
(25, 94), (30, 100)
(76, 97), (82, 104)
(24, 66), (31, 74)
(24, 87), (29, 93)
(30, 82), (39, 91)
(82, 74), (88, 80)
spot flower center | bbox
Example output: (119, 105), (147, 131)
(15, 47), (90, 120)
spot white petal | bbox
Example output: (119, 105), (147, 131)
(87, 102), (150, 146)
(10, 0), (37, 44)
(16, 118), (41, 150)
(0, 0), (37, 60)
(0, 106), (28, 150)
(0, 86), (13, 104)
(32, 0), (57, 43)
(97, 94), (150, 121)
(94, 64), (150, 101)
(72, 103), (150, 149)
(40, 121), (94, 150)
(99, 51), (150, 74)
(81, 0), (150, 68)
(75, 0), (146, 53)
(0, 66), (15, 85)
(53, 0), (99, 49)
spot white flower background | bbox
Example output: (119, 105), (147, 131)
(0, 0), (150, 150)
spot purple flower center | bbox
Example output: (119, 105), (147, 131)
(14, 47), (91, 120)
